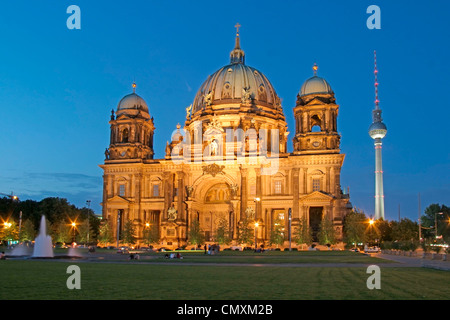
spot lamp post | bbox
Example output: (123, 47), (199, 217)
(288, 208), (292, 251)
(71, 222), (77, 244)
(254, 222), (259, 252)
(86, 200), (91, 246)
(116, 210), (121, 249)
(435, 212), (443, 239)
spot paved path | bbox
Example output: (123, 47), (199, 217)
(375, 252), (450, 270)
(10, 251), (450, 270)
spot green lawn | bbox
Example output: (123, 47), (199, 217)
(128, 250), (394, 264)
(0, 258), (448, 300)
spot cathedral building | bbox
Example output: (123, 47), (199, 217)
(99, 26), (352, 248)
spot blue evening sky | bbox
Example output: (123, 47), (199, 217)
(0, 1), (448, 221)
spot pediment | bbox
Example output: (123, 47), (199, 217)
(116, 113), (131, 120)
(299, 191), (334, 203)
(305, 97), (329, 106)
(107, 195), (131, 203)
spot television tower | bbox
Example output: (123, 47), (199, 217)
(368, 50), (387, 220)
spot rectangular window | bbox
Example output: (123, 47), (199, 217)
(153, 184), (159, 197)
(119, 184), (125, 196)
(313, 179), (321, 192)
(274, 180), (282, 194)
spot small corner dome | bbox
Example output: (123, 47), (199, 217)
(300, 76), (334, 97)
(117, 92), (149, 113)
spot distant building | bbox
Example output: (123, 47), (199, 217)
(99, 26), (352, 247)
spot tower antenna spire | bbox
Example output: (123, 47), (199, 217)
(374, 50), (379, 110)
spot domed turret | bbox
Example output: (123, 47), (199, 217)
(189, 24), (285, 122)
(106, 82), (155, 161)
(299, 64), (334, 97)
(116, 82), (150, 119)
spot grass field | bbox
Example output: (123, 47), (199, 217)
(0, 251), (449, 300)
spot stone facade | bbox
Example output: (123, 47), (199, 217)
(99, 30), (351, 248)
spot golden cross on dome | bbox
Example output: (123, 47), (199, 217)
(313, 63), (318, 76)
(132, 81), (137, 93)
(235, 23), (241, 36)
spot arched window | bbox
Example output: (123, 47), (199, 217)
(310, 115), (322, 132)
(122, 128), (129, 143)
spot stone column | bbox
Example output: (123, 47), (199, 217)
(292, 168), (300, 221)
(163, 172), (172, 220)
(303, 168), (308, 194)
(177, 171), (185, 222)
(326, 167), (331, 193)
(239, 167), (248, 222)
(255, 167), (262, 221)
(230, 199), (239, 240)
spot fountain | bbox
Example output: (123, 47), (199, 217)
(11, 243), (32, 257)
(32, 215), (54, 258)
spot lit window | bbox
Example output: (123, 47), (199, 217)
(119, 184), (125, 196)
(313, 179), (321, 192)
(153, 184), (159, 197)
(274, 180), (282, 194)
(250, 185), (256, 195)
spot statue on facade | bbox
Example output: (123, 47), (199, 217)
(168, 206), (177, 220)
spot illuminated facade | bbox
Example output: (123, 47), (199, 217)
(99, 26), (352, 248)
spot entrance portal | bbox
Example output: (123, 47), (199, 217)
(309, 207), (323, 242)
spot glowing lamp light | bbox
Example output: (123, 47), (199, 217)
(369, 219), (374, 226)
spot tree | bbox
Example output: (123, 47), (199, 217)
(188, 220), (205, 247)
(0, 220), (19, 244)
(343, 210), (367, 248)
(143, 223), (160, 246)
(421, 204), (449, 242)
(293, 216), (312, 249)
(52, 222), (72, 244)
(269, 216), (285, 247)
(19, 219), (35, 242)
(391, 218), (418, 241)
(76, 219), (94, 244)
(214, 216), (231, 245)
(98, 221), (114, 246)
(318, 217), (337, 247)
(237, 215), (254, 246)
(122, 220), (136, 246)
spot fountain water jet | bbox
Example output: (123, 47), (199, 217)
(32, 215), (54, 258)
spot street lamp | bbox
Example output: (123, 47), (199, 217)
(435, 212), (443, 239)
(254, 222), (259, 252)
(288, 208), (292, 252)
(86, 200), (91, 246)
(71, 221), (77, 244)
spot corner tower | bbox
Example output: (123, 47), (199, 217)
(293, 64), (341, 154)
(106, 82), (155, 161)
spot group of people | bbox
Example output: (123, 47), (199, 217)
(204, 244), (220, 255)
(165, 252), (183, 259)
(128, 253), (140, 260)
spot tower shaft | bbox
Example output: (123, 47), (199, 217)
(374, 138), (385, 220)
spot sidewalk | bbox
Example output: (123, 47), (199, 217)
(377, 252), (450, 271)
